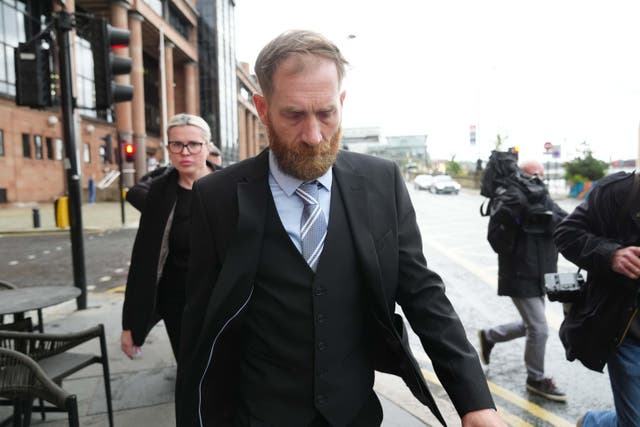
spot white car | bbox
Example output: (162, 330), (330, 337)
(414, 174), (434, 190)
(429, 175), (461, 194)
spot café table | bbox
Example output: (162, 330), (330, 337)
(0, 285), (81, 332)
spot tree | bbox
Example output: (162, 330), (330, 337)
(563, 151), (608, 183)
(446, 155), (462, 176)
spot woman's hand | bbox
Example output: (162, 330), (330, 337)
(121, 330), (142, 359)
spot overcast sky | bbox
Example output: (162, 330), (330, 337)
(235, 0), (640, 163)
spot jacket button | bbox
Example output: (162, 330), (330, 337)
(314, 287), (326, 296)
(318, 341), (327, 351)
(316, 395), (326, 406)
(317, 314), (326, 323)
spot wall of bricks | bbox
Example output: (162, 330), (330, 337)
(0, 98), (163, 204)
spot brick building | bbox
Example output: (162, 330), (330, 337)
(0, 0), (264, 204)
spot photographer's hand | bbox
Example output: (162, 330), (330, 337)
(612, 246), (640, 280)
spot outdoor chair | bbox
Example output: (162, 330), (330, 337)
(0, 324), (113, 427)
(0, 348), (79, 427)
(0, 281), (44, 332)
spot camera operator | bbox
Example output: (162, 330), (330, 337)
(553, 171), (640, 427)
(479, 160), (569, 401)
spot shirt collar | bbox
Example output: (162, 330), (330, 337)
(268, 150), (333, 197)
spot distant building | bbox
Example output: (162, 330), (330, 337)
(0, 0), (203, 202)
(198, 0), (238, 164)
(370, 135), (428, 166)
(341, 127), (385, 153)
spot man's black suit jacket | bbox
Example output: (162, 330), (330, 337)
(176, 149), (494, 426)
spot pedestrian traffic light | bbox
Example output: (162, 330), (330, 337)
(92, 18), (133, 109)
(509, 146), (520, 160)
(124, 143), (135, 163)
(100, 134), (113, 163)
(14, 40), (53, 108)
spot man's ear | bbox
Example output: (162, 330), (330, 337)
(254, 93), (269, 125)
(340, 90), (346, 106)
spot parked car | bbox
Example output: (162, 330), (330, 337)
(429, 175), (461, 194)
(414, 174), (434, 190)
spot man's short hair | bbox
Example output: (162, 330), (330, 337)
(166, 113), (211, 144)
(254, 30), (349, 98)
(209, 144), (221, 157)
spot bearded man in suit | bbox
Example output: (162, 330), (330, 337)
(176, 30), (504, 427)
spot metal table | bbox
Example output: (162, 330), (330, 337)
(0, 286), (81, 331)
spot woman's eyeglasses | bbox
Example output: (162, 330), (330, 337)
(167, 141), (204, 154)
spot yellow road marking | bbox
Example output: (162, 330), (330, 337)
(422, 237), (564, 329)
(421, 369), (573, 427)
(106, 285), (126, 294)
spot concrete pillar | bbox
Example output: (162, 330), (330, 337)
(128, 11), (147, 181)
(183, 61), (198, 115)
(238, 106), (247, 159)
(164, 41), (175, 121)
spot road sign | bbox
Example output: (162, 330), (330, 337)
(544, 141), (553, 151)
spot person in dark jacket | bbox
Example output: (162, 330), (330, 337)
(121, 113), (216, 361)
(479, 160), (568, 402)
(176, 30), (504, 427)
(554, 171), (640, 427)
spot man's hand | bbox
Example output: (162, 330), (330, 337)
(121, 330), (142, 359)
(462, 409), (508, 427)
(612, 246), (640, 280)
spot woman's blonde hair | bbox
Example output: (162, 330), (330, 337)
(166, 113), (211, 143)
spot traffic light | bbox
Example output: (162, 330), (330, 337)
(100, 134), (113, 163)
(508, 146), (520, 160)
(92, 18), (133, 109)
(14, 40), (53, 108)
(124, 143), (135, 163)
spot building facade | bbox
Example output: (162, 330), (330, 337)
(197, 0), (238, 164)
(0, 0), (209, 203)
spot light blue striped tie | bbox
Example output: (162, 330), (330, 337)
(296, 181), (327, 272)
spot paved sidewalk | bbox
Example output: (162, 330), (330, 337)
(0, 202), (463, 425)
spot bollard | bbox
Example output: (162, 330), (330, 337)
(32, 208), (41, 228)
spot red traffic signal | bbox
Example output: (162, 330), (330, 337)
(124, 143), (135, 162)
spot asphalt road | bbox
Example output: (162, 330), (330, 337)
(1, 187), (616, 426)
(406, 187), (613, 426)
(0, 228), (135, 291)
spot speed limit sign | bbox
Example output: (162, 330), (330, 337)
(544, 141), (553, 152)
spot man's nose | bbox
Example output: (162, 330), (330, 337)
(301, 118), (323, 145)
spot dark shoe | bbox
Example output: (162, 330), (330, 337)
(526, 377), (567, 402)
(478, 330), (494, 365)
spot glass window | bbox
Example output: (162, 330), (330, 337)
(169, 4), (191, 40)
(83, 142), (91, 163)
(75, 36), (96, 117)
(45, 137), (53, 159)
(21, 133), (30, 157)
(0, 129), (4, 156)
(99, 145), (106, 163)
(146, 0), (163, 16)
(34, 134), (42, 159)
(0, 0), (31, 96)
(54, 138), (63, 160)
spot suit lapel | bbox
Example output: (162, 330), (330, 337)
(196, 151), (270, 349)
(333, 153), (392, 324)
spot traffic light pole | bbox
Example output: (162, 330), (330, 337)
(56, 11), (87, 310)
(117, 138), (125, 225)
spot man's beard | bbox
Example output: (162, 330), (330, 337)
(269, 124), (341, 181)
